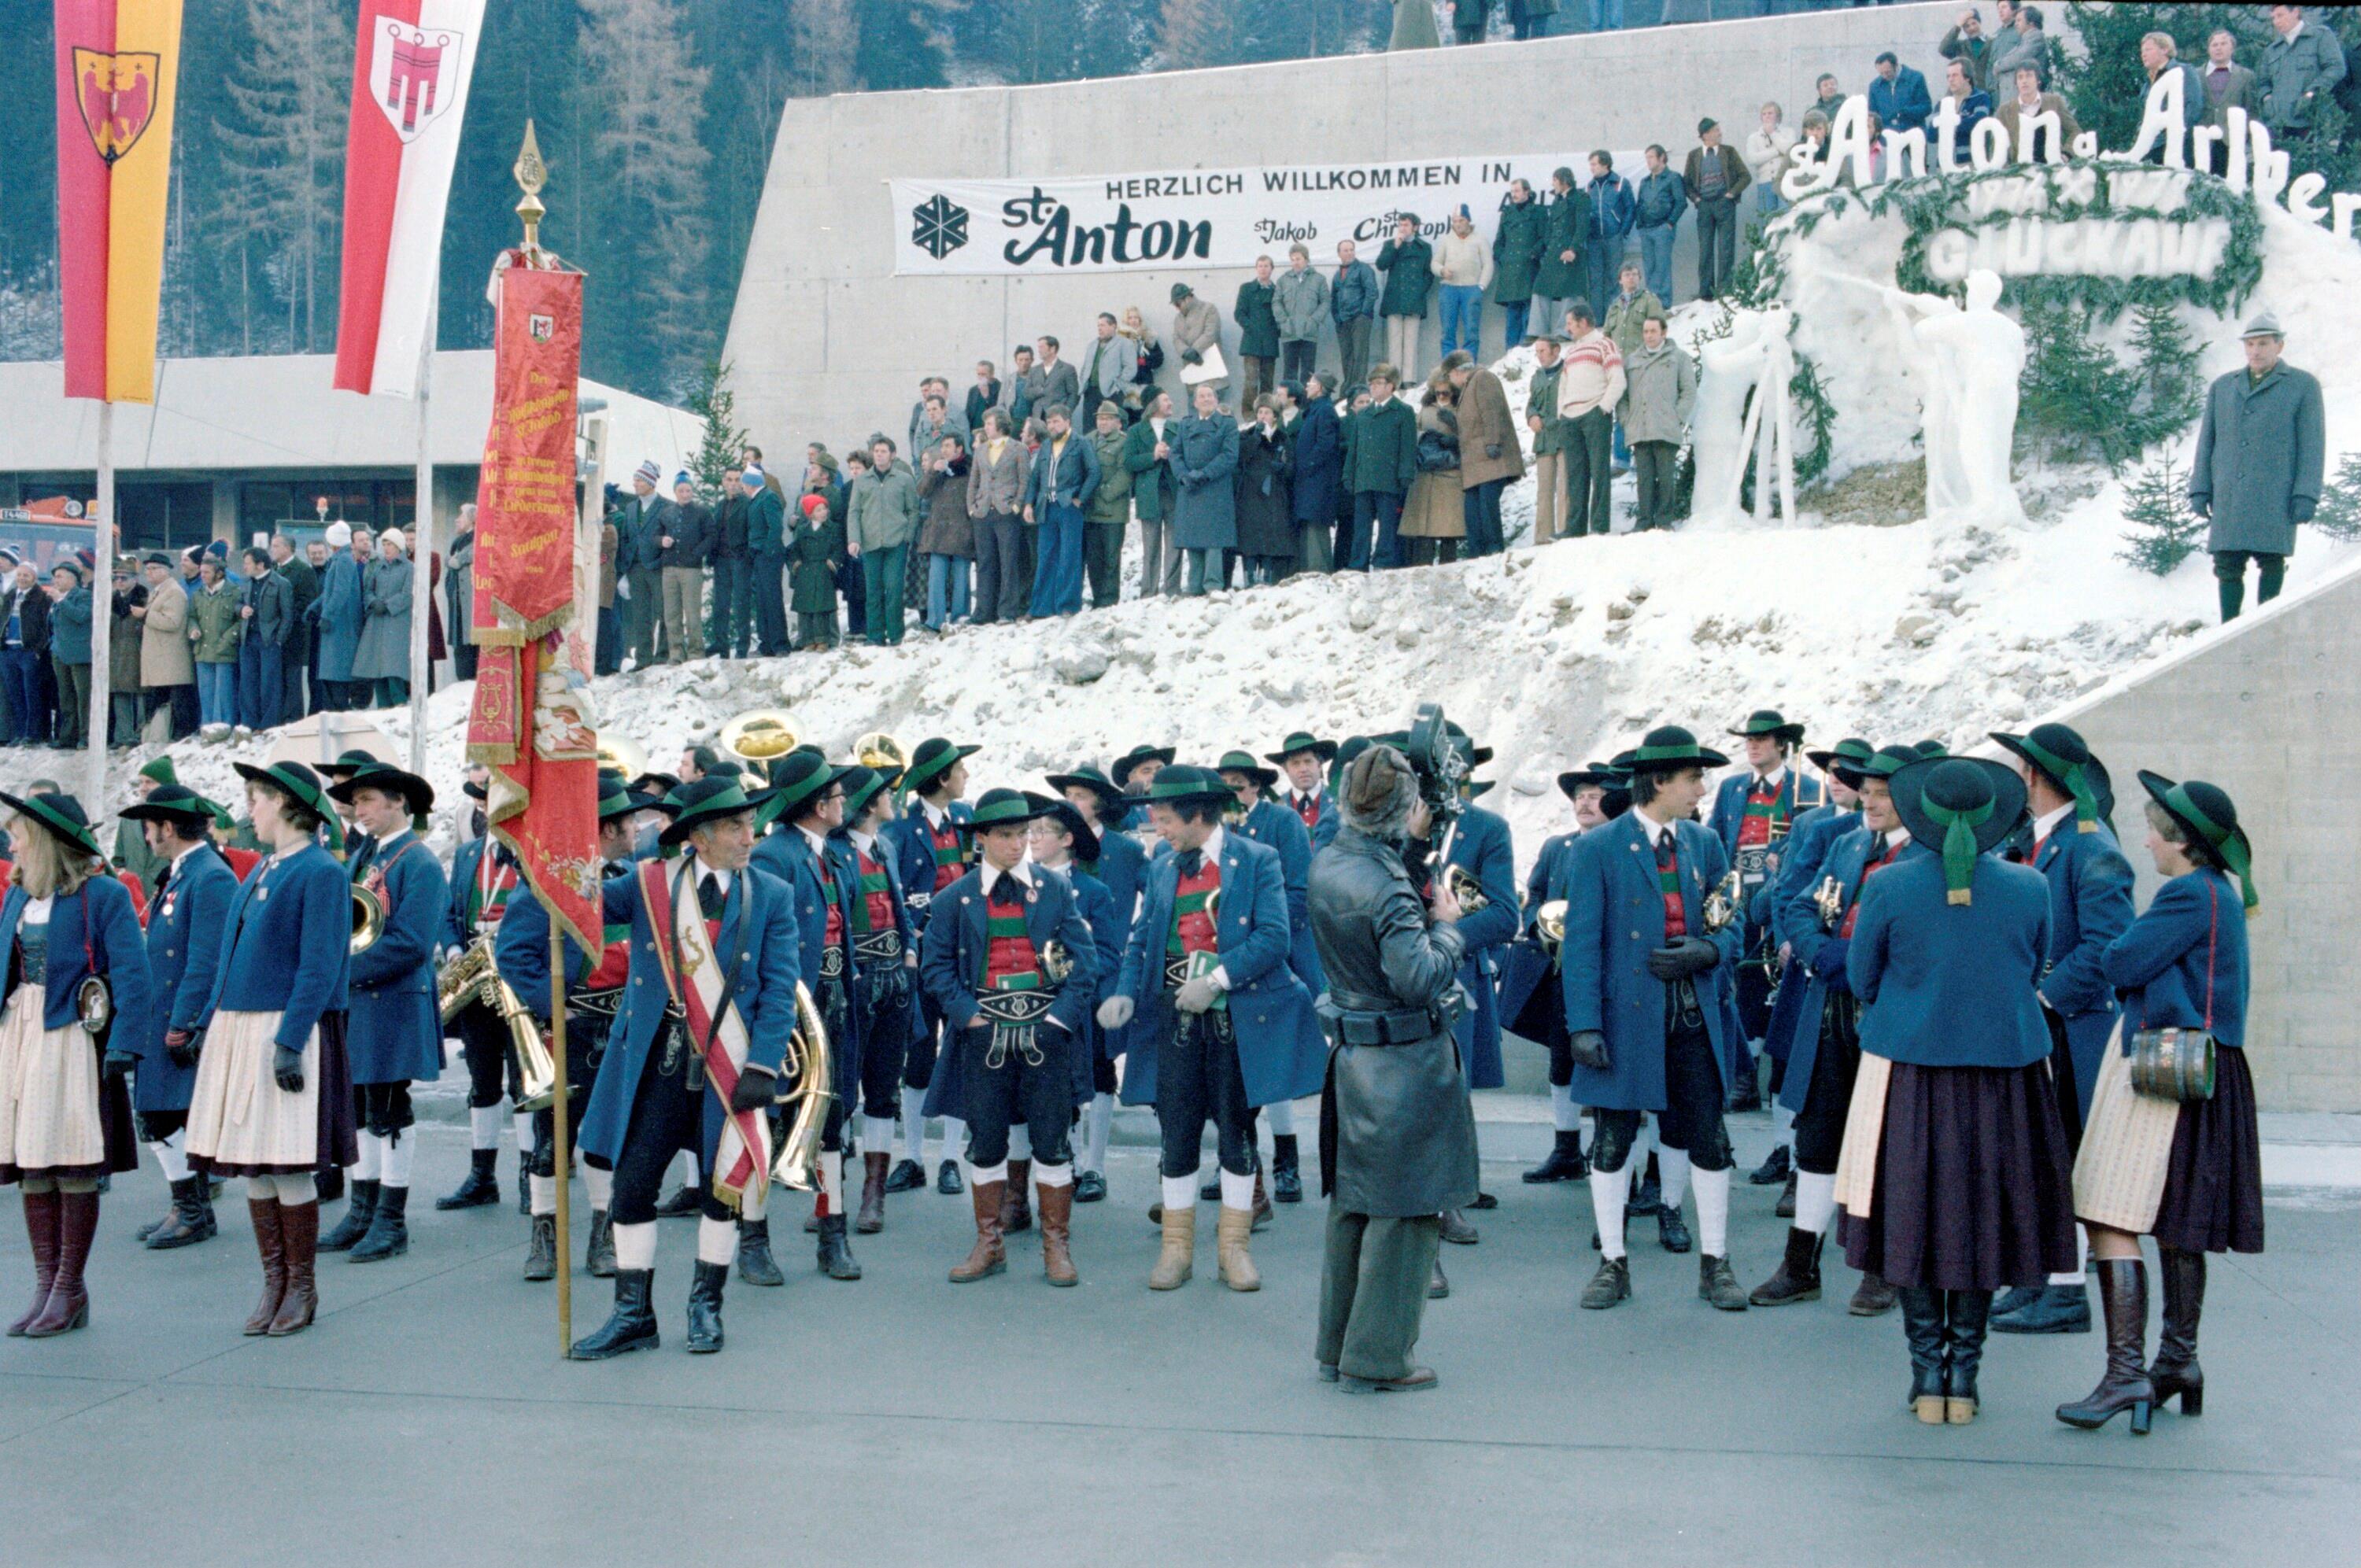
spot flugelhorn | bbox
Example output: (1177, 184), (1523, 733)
(1813, 874), (1845, 930)
(1043, 939), (1076, 986)
(437, 938), (560, 1112)
(1445, 862), (1489, 913)
(1702, 869), (1742, 935)
(720, 709), (803, 766)
(1535, 899), (1568, 957)
(770, 982), (833, 1191)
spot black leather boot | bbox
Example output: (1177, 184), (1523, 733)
(1749, 1142), (1791, 1186)
(1523, 1130), (1589, 1183)
(1271, 1134), (1303, 1203)
(1749, 1225), (1823, 1306)
(736, 1217), (785, 1286)
(1774, 1171), (1797, 1219)
(816, 1214), (863, 1280)
(316, 1166), (345, 1205)
(349, 1184), (410, 1263)
(319, 1178), (378, 1253)
(2056, 1257), (2155, 1433)
(2149, 1248), (2206, 1416)
(436, 1149), (501, 1211)
(584, 1209), (617, 1278)
(685, 1260), (727, 1353)
(523, 1215), (557, 1281)
(569, 1270), (659, 1359)
(1944, 1288), (1993, 1425)
(1898, 1286), (1948, 1423)
(146, 1177), (216, 1249)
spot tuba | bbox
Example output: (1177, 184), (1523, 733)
(770, 982), (833, 1191)
(437, 938), (560, 1112)
(596, 732), (648, 784)
(853, 731), (909, 780)
(719, 709), (804, 767)
(350, 882), (386, 955)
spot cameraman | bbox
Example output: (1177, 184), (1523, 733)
(1309, 743), (1477, 1395)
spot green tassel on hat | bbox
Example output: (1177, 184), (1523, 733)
(2020, 734), (2099, 834)
(1919, 795), (1993, 906)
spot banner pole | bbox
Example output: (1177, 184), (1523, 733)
(550, 926), (572, 1356)
(408, 283), (437, 780)
(86, 401), (114, 810)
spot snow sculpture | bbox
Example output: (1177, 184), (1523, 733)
(1689, 305), (1798, 529)
(1883, 268), (2027, 526)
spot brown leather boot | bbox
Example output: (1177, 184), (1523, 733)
(25, 1190), (98, 1337)
(1216, 1205), (1261, 1293)
(8, 1189), (61, 1337)
(1252, 1169), (1273, 1231)
(242, 1199), (287, 1336)
(1149, 1204), (1195, 1290)
(268, 1201), (320, 1336)
(1001, 1160), (1033, 1232)
(949, 1180), (1007, 1282)
(856, 1151), (889, 1234)
(1038, 1181), (1077, 1287)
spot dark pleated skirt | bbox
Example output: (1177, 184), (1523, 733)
(2152, 1046), (2266, 1256)
(1842, 1061), (2078, 1291)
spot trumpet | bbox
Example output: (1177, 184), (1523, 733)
(1535, 899), (1568, 957)
(770, 982), (833, 1192)
(719, 709), (804, 766)
(351, 882), (386, 955)
(437, 937), (561, 1112)
(1444, 862), (1489, 913)
(1813, 874), (1845, 930)
(1702, 869), (1742, 935)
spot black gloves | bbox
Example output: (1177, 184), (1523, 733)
(165, 1028), (201, 1069)
(1646, 935), (1720, 981)
(729, 1064), (775, 1114)
(273, 1043), (305, 1094)
(102, 1048), (139, 1083)
(1569, 1029), (1611, 1072)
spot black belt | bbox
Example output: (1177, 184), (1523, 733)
(1317, 995), (1445, 1047)
(819, 945), (846, 980)
(1162, 955), (1214, 991)
(852, 931), (903, 964)
(572, 987), (623, 1022)
(976, 987), (1055, 1068)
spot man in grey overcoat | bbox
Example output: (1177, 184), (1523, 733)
(2189, 311), (2325, 622)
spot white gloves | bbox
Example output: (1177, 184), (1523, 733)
(1096, 995), (1136, 1030)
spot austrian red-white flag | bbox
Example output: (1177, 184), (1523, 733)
(332, 0), (483, 397)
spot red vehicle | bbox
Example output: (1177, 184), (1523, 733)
(0, 498), (104, 575)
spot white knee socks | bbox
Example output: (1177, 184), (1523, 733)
(1161, 1173), (1198, 1213)
(970, 1160), (1009, 1187)
(530, 1174), (556, 1218)
(1693, 1165), (1731, 1258)
(380, 1133), (414, 1190)
(1772, 1101), (1796, 1154)
(1794, 1171), (1839, 1237)
(899, 1087), (927, 1161)
(941, 1117), (966, 1164)
(863, 1113), (896, 1153)
(1218, 1168), (1255, 1211)
(1083, 1093), (1114, 1175)
(247, 1173), (319, 1205)
(1590, 1165), (1629, 1261)
(354, 1129), (383, 1181)
(2052, 1224), (2089, 1286)
(1035, 1162), (1072, 1189)
(818, 1149), (844, 1216)
(1657, 1146), (1692, 1214)
(512, 1109), (534, 1158)
(1265, 1099), (1296, 1138)
(613, 1219), (658, 1271)
(1550, 1083), (1583, 1133)
(152, 1130), (191, 1182)
(585, 1164), (612, 1210)
(695, 1216), (735, 1265)
(469, 1104), (502, 1151)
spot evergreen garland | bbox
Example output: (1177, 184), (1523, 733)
(2313, 452), (2361, 544)
(2117, 443), (2202, 575)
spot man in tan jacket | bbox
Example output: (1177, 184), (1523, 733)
(1445, 349), (1524, 557)
(135, 554), (195, 740)
(965, 408), (1032, 625)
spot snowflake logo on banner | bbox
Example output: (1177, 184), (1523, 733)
(911, 194), (970, 260)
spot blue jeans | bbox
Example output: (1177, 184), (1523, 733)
(2, 647), (48, 743)
(238, 640), (282, 730)
(1029, 504), (1086, 617)
(1587, 0), (1624, 26)
(1637, 223), (1676, 307)
(1500, 300), (1532, 347)
(925, 552), (970, 630)
(197, 660), (238, 729)
(1350, 492), (1406, 570)
(1438, 285), (1483, 358)
(1757, 184), (1787, 220)
(862, 545), (908, 644)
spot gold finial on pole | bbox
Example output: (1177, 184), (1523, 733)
(514, 119), (548, 260)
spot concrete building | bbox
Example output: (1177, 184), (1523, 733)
(0, 351), (696, 556)
(722, 1), (1963, 457)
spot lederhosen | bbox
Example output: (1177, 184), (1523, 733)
(1793, 836), (1902, 1178)
(1594, 830), (1733, 1174)
(811, 846), (857, 1153)
(607, 867), (742, 1227)
(1155, 854), (1252, 1181)
(959, 875), (1070, 1168)
(847, 840), (912, 1121)
(454, 842), (523, 1112)
(1731, 775), (1798, 1051)
(902, 811), (968, 1092)
(534, 861), (630, 1178)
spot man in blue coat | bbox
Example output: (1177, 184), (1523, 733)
(1022, 404), (1101, 618)
(322, 762), (445, 1264)
(438, 784), (529, 1214)
(837, 765), (922, 1236)
(1098, 767), (1322, 1293)
(1047, 764), (1146, 1203)
(1869, 51), (1934, 133)
(1561, 727), (1749, 1313)
(1218, 749), (1322, 1205)
(1709, 710), (1827, 1106)
(1750, 743), (1916, 1312)
(312, 523), (364, 711)
(918, 789), (1097, 1287)
(748, 750), (866, 1282)
(1266, 731), (1341, 852)
(877, 736), (976, 1194)
(118, 784), (239, 1250)
(1989, 722), (2134, 1336)
(1029, 800), (1128, 1206)
(571, 777), (804, 1360)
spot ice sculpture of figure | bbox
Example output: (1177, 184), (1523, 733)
(1886, 269), (2026, 525)
(1690, 305), (1798, 528)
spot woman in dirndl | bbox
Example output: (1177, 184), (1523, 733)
(1, 790), (153, 1338)
(1834, 758), (2078, 1426)
(2057, 773), (2259, 1434)
(182, 762), (357, 1337)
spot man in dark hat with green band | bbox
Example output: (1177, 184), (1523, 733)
(1267, 732), (1341, 850)
(113, 754), (179, 897)
(878, 736), (977, 1194)
(1709, 710), (1825, 1104)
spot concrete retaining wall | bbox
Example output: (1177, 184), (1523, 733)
(722, 2), (1962, 456)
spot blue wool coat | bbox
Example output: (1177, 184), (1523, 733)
(750, 825), (863, 1085)
(576, 862), (803, 1171)
(2101, 869), (2248, 1050)
(129, 847), (237, 1113)
(878, 801), (972, 934)
(1757, 803), (1858, 1065)
(916, 864), (1099, 1121)
(1849, 848), (2052, 1070)
(1087, 827), (1149, 928)
(1495, 825), (1580, 1041)
(1114, 832), (1323, 1110)
(1560, 814), (1744, 1112)
(344, 829), (447, 1085)
(200, 843), (350, 1052)
(1440, 803), (1518, 1091)
(315, 552), (364, 684)
(1070, 866), (1127, 1084)
(1238, 796), (1325, 994)
(1290, 397), (1343, 526)
(2, 876), (153, 1043)
(1774, 825), (1889, 1114)
(2025, 820), (2136, 1109)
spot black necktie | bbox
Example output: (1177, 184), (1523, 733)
(989, 875), (1023, 909)
(698, 873), (726, 921)
(1655, 831), (1677, 876)
(1177, 849), (1203, 877)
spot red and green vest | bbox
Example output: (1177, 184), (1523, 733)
(1168, 856), (1221, 958)
(982, 876), (1041, 991)
(850, 847), (896, 935)
(1735, 774), (1786, 850)
(926, 812), (965, 893)
(1653, 830), (1687, 941)
(1839, 836), (1905, 939)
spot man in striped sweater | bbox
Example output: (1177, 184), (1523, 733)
(1554, 301), (1628, 539)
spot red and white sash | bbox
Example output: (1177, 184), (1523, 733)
(641, 860), (770, 1216)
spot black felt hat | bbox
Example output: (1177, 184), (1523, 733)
(901, 736), (979, 795)
(1121, 764), (1233, 811)
(117, 783), (220, 832)
(328, 760), (435, 826)
(840, 764), (892, 823)
(1045, 766), (1126, 813)
(0, 790), (103, 858)
(1805, 736), (1875, 780)
(1730, 709), (1806, 746)
(231, 761), (345, 852)
(1889, 758), (2027, 904)
(759, 750), (857, 825)
(1038, 799), (1101, 865)
(1214, 749), (1280, 791)
(2137, 771), (2257, 913)
(1110, 744), (1177, 791)
(1265, 731), (1337, 765)
(1990, 723), (2113, 835)
(1556, 762), (1627, 799)
(320, 748), (381, 781)
(659, 776), (762, 847)
(957, 787), (1062, 832)
(1621, 725), (1730, 774)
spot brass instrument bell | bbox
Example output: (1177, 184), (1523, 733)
(350, 882), (386, 954)
(1702, 869), (1742, 935)
(770, 982), (834, 1191)
(719, 709), (804, 766)
(853, 731), (909, 778)
(1042, 939), (1076, 986)
(595, 733), (648, 782)
(1535, 899), (1568, 957)
(1444, 862), (1488, 913)
(1812, 874), (1845, 929)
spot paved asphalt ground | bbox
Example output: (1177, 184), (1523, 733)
(3, 1123), (2355, 1567)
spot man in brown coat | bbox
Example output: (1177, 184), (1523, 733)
(135, 553), (196, 740)
(1994, 63), (2080, 161)
(1443, 350), (1524, 558)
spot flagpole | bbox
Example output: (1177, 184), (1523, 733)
(85, 402), (114, 810)
(550, 929), (572, 1353)
(408, 282), (437, 780)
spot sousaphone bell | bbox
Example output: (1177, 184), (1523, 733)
(720, 709), (804, 767)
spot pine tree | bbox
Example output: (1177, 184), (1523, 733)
(787, 0), (860, 97)
(212, 0), (353, 352)
(686, 361), (748, 504)
(2117, 444), (2202, 577)
(2127, 297), (2203, 445)
(2313, 452), (2361, 544)
(1158, 0), (1240, 71)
